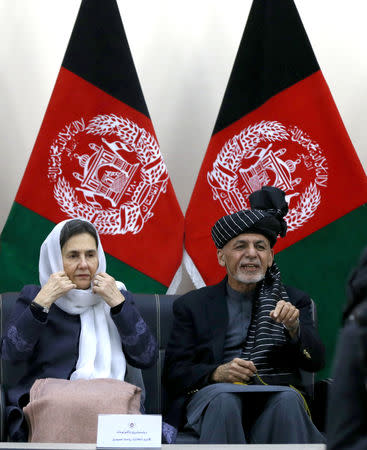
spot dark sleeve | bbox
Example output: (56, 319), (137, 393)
(284, 287), (325, 372)
(0, 285), (47, 361)
(110, 290), (158, 369)
(162, 297), (218, 397)
(327, 322), (367, 450)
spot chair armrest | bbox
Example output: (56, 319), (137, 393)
(310, 378), (333, 432)
(0, 384), (6, 441)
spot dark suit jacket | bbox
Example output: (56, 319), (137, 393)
(162, 277), (325, 428)
(327, 318), (367, 449)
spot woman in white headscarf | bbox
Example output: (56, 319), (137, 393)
(1, 219), (157, 442)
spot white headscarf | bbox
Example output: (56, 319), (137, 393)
(39, 218), (126, 381)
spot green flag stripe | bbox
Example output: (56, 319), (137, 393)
(0, 202), (166, 294)
(277, 203), (367, 379)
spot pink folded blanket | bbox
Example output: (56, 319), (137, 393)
(23, 378), (141, 443)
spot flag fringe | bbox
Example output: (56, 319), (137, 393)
(166, 259), (183, 294)
(166, 248), (206, 294)
(183, 249), (206, 289)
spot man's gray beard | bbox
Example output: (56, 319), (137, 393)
(232, 271), (265, 286)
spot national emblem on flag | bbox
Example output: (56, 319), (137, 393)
(0, 0), (184, 294)
(184, 0), (367, 377)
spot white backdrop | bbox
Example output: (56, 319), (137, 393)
(0, 0), (366, 289)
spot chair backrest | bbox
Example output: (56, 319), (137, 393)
(300, 299), (317, 398)
(0, 293), (29, 392)
(130, 294), (179, 414)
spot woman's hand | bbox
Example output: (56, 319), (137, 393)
(34, 272), (76, 309)
(92, 273), (125, 308)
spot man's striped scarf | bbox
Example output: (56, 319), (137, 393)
(241, 263), (296, 383)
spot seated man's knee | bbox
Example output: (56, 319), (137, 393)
(207, 392), (241, 410)
(270, 390), (303, 408)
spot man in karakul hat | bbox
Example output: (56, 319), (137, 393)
(163, 186), (325, 444)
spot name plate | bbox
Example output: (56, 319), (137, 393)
(97, 414), (162, 448)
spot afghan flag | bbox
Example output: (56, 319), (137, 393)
(0, 0), (184, 294)
(184, 0), (367, 378)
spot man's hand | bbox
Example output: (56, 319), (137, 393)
(210, 358), (257, 383)
(93, 272), (125, 308)
(34, 271), (76, 309)
(270, 300), (300, 338)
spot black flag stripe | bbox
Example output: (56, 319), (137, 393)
(62, 0), (149, 118)
(213, 0), (319, 135)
